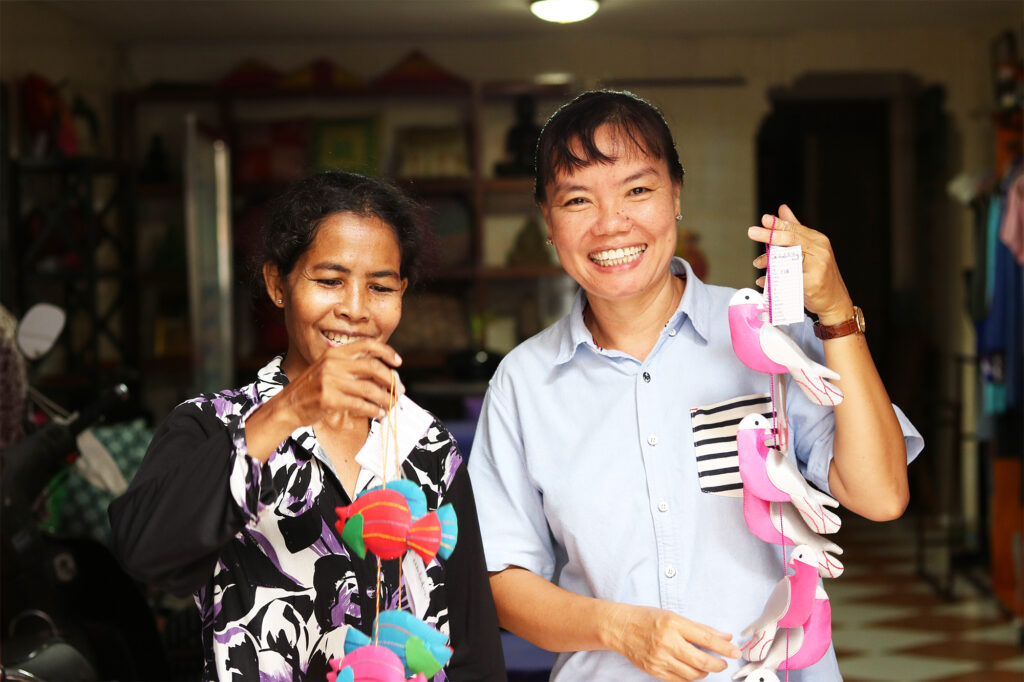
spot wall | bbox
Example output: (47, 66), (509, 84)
(116, 20), (1023, 527)
(119, 26), (1006, 290)
(3, 11), (1017, 521)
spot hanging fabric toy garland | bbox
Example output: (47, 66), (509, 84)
(727, 217), (844, 682)
(326, 372), (460, 682)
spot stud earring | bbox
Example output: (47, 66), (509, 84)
(675, 214), (682, 221)
(276, 298), (283, 304)
(545, 238), (553, 246)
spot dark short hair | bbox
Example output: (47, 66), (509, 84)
(262, 170), (427, 289)
(534, 90), (684, 203)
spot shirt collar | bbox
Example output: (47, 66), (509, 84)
(554, 257), (711, 365)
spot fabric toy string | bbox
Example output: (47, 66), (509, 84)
(373, 371), (403, 645)
(765, 215), (793, 680)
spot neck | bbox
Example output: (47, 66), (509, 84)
(585, 272), (685, 362)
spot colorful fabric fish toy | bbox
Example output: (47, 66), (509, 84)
(326, 644), (428, 682)
(335, 479), (459, 563)
(344, 609), (453, 678)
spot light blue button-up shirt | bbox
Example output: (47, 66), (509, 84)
(468, 258), (923, 681)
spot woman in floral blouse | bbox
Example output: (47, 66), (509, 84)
(110, 171), (505, 682)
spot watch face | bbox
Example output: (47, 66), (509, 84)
(854, 306), (866, 333)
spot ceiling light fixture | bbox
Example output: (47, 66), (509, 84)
(530, 0), (599, 24)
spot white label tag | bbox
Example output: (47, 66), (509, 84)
(767, 245), (805, 325)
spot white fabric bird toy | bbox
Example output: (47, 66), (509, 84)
(728, 288), (844, 406)
(736, 413), (842, 535)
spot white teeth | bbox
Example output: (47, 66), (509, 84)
(590, 244), (647, 266)
(324, 331), (356, 345)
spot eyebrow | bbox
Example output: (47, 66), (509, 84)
(551, 166), (660, 196)
(311, 263), (401, 279)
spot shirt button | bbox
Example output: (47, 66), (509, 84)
(668, 328), (677, 337)
(648, 435), (658, 446)
(665, 566), (677, 578)
(642, 371), (651, 383)
(657, 501), (669, 512)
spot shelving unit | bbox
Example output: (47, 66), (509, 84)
(114, 74), (574, 417)
(7, 155), (132, 406)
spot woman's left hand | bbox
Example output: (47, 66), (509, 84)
(749, 204), (854, 324)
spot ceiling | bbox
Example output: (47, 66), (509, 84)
(39, 0), (1022, 43)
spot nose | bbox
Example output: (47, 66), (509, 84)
(593, 201), (633, 236)
(333, 284), (368, 321)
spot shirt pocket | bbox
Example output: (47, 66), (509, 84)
(689, 392), (772, 497)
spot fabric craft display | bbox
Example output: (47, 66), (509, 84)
(728, 227), (844, 682)
(328, 375), (458, 682)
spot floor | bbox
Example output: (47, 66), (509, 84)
(830, 512), (1023, 682)
(502, 511), (1024, 681)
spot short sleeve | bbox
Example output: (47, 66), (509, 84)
(468, 379), (557, 579)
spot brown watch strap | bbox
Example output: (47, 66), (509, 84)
(813, 306), (865, 340)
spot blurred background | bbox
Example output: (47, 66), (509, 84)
(0, 1), (1021, 680)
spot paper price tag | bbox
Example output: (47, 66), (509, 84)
(767, 245), (805, 325)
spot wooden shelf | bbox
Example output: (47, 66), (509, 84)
(121, 82), (474, 105)
(483, 177), (535, 193)
(119, 76), (572, 385)
(397, 177), (475, 194)
(477, 265), (564, 280)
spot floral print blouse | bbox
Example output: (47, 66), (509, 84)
(109, 357), (504, 681)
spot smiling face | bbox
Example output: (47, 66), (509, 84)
(540, 124), (681, 305)
(265, 211), (407, 379)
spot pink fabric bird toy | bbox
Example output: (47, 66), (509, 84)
(736, 414), (842, 535)
(727, 288), (843, 406)
(327, 645), (428, 682)
(739, 545), (819, 662)
(734, 586), (832, 680)
(777, 585), (832, 672)
(742, 494), (844, 578)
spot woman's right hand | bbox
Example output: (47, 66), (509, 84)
(277, 340), (403, 430)
(244, 341), (403, 462)
(607, 604), (741, 681)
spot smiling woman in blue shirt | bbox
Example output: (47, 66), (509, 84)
(467, 90), (923, 682)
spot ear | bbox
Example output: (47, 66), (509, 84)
(263, 262), (285, 307)
(399, 278), (409, 297)
(673, 181), (682, 220)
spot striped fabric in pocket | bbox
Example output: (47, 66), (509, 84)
(689, 393), (773, 497)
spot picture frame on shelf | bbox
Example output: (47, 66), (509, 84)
(311, 116), (380, 176)
(393, 125), (470, 178)
(235, 119), (309, 186)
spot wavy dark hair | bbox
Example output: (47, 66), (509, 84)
(257, 170), (428, 290)
(534, 90), (685, 203)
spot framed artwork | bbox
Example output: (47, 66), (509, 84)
(393, 126), (470, 178)
(311, 117), (379, 175)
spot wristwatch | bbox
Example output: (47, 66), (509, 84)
(813, 306), (865, 340)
